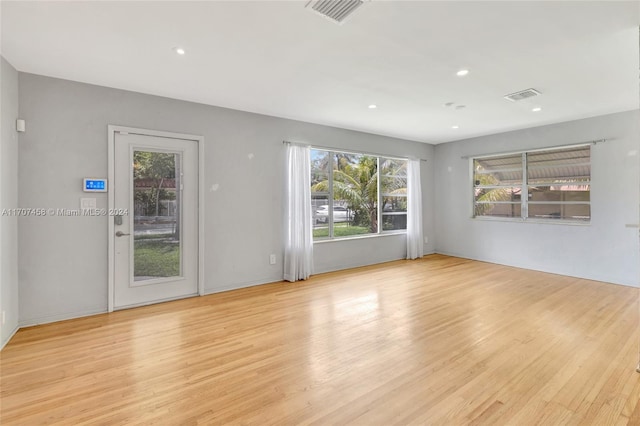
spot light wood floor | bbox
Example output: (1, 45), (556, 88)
(1, 255), (639, 425)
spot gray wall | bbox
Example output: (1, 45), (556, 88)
(13, 70), (637, 332)
(17, 72), (435, 325)
(434, 110), (640, 287)
(1, 57), (20, 347)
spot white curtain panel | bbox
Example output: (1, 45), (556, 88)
(284, 144), (314, 282)
(406, 159), (424, 260)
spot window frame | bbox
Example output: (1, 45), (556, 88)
(471, 144), (591, 224)
(310, 148), (408, 241)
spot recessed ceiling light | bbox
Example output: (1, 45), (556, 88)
(451, 125), (459, 129)
(456, 69), (469, 77)
(174, 47), (186, 55)
(532, 107), (542, 112)
(455, 105), (466, 110)
(368, 104), (377, 109)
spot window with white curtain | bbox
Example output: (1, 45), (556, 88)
(473, 145), (591, 222)
(310, 148), (408, 240)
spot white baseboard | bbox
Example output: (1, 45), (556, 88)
(314, 255), (407, 275)
(1, 324), (20, 351)
(434, 250), (639, 288)
(204, 276), (283, 295)
(19, 306), (107, 329)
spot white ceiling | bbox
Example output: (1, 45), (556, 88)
(1, 1), (638, 144)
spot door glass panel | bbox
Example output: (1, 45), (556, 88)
(133, 150), (182, 281)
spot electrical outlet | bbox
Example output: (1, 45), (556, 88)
(1, 311), (5, 326)
(424, 236), (429, 244)
(269, 254), (276, 265)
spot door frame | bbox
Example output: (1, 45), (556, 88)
(107, 125), (205, 312)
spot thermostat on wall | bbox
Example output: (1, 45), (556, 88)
(83, 178), (107, 192)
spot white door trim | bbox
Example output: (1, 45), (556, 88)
(107, 125), (205, 312)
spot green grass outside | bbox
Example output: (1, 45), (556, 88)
(313, 223), (371, 238)
(134, 239), (180, 277)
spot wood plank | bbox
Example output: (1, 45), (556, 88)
(1, 255), (639, 425)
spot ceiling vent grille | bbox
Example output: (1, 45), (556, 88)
(503, 88), (541, 102)
(306, 0), (365, 24)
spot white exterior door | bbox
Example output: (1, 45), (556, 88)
(111, 130), (199, 309)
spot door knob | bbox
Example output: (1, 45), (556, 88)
(115, 231), (130, 237)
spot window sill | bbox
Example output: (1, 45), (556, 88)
(471, 216), (591, 226)
(314, 231), (406, 244)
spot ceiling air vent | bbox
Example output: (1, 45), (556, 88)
(306, 0), (366, 24)
(503, 88), (541, 102)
